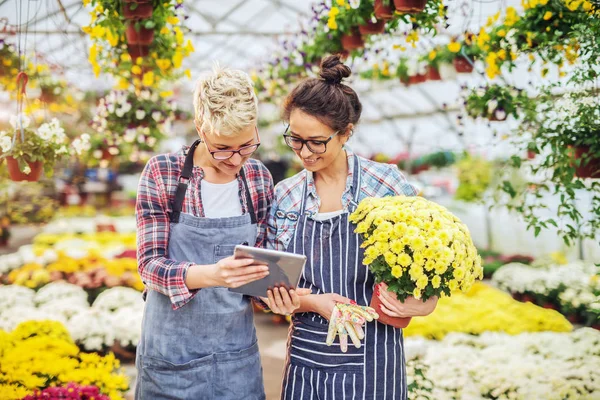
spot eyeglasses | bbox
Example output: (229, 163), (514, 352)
(282, 125), (339, 154)
(200, 127), (261, 160)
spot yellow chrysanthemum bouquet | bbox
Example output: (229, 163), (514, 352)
(349, 196), (483, 327)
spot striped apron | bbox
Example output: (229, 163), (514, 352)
(281, 156), (407, 400)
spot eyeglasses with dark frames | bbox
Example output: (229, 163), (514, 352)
(282, 125), (339, 154)
(200, 127), (261, 160)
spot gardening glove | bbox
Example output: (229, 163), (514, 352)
(326, 302), (379, 352)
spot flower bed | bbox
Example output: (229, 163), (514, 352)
(0, 284), (143, 353)
(0, 320), (129, 399)
(405, 328), (600, 399)
(492, 262), (600, 326)
(404, 282), (573, 339)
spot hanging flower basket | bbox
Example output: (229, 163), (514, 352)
(126, 23), (155, 45)
(127, 45), (150, 59)
(341, 31), (364, 51)
(425, 65), (442, 81)
(358, 20), (386, 35)
(374, 0), (395, 20)
(393, 0), (428, 13)
(123, 2), (153, 19)
(6, 157), (43, 182)
(453, 56), (474, 73)
(572, 146), (600, 178)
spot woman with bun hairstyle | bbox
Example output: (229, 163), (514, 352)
(268, 55), (438, 399)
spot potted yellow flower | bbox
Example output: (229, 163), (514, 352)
(349, 196), (483, 327)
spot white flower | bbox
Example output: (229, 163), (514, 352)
(349, 0), (360, 8)
(487, 99), (498, 113)
(147, 137), (157, 147)
(0, 135), (12, 152)
(9, 113), (30, 130)
(124, 129), (137, 143)
(22, 165), (31, 175)
(494, 108), (507, 120)
(140, 90), (151, 100)
(136, 109), (146, 120)
(152, 111), (162, 122)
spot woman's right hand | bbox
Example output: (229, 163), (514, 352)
(304, 293), (354, 320)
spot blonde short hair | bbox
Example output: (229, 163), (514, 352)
(193, 63), (258, 136)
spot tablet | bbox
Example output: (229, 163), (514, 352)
(229, 245), (307, 297)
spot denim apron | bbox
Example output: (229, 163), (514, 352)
(281, 156), (407, 400)
(135, 140), (265, 400)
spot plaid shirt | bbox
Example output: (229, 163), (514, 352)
(268, 148), (417, 251)
(136, 146), (273, 310)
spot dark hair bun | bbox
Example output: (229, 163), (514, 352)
(319, 54), (351, 84)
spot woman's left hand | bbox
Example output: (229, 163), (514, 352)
(376, 283), (438, 318)
(261, 287), (312, 315)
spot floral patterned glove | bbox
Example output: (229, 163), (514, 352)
(326, 302), (379, 352)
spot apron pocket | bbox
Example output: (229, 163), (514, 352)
(214, 244), (237, 263)
(213, 342), (265, 400)
(138, 354), (214, 400)
(290, 316), (365, 373)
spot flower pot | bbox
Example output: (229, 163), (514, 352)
(358, 20), (386, 35)
(521, 293), (535, 303)
(399, 75), (410, 85)
(408, 74), (426, 85)
(6, 157), (43, 182)
(542, 302), (558, 310)
(425, 65), (441, 81)
(126, 24), (154, 45)
(572, 146), (600, 178)
(592, 324), (600, 331)
(341, 31), (364, 51)
(393, 0), (428, 13)
(127, 44), (150, 59)
(39, 87), (57, 103)
(370, 290), (412, 328)
(123, 2), (153, 19)
(374, 0), (395, 20)
(453, 56), (474, 73)
(567, 314), (582, 324)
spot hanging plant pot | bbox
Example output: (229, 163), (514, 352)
(425, 65), (441, 81)
(123, 2), (153, 19)
(453, 56), (474, 73)
(126, 23), (155, 45)
(399, 76), (410, 86)
(341, 31), (364, 51)
(6, 157), (43, 182)
(337, 50), (350, 61)
(370, 290), (412, 328)
(572, 146), (600, 178)
(374, 0), (396, 20)
(393, 0), (428, 13)
(127, 45), (150, 59)
(358, 19), (386, 35)
(527, 149), (536, 160)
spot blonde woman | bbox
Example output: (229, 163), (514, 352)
(135, 66), (303, 399)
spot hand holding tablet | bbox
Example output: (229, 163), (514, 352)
(229, 245), (307, 298)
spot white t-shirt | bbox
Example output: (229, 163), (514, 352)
(200, 179), (243, 218)
(312, 209), (345, 221)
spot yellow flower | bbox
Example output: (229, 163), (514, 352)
(185, 40), (195, 54)
(384, 252), (397, 266)
(120, 53), (132, 62)
(116, 78), (129, 90)
(504, 7), (520, 26)
(406, 30), (419, 48)
(142, 71), (155, 86)
(131, 65), (142, 75)
(428, 50), (437, 61)
(431, 275), (441, 288)
(413, 288), (422, 299)
(447, 42), (461, 53)
(398, 253), (412, 267)
(329, 6), (340, 17)
(416, 275), (428, 289)
(160, 90), (174, 98)
(336, 0), (345, 5)
(167, 16), (180, 25)
(497, 29), (506, 38)
(448, 279), (459, 291)
(392, 265), (403, 278)
(173, 51), (184, 68)
(543, 11), (553, 20)
(156, 59), (172, 71)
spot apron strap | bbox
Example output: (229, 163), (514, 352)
(299, 170), (309, 215)
(349, 155), (362, 211)
(169, 140), (201, 223)
(239, 167), (258, 225)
